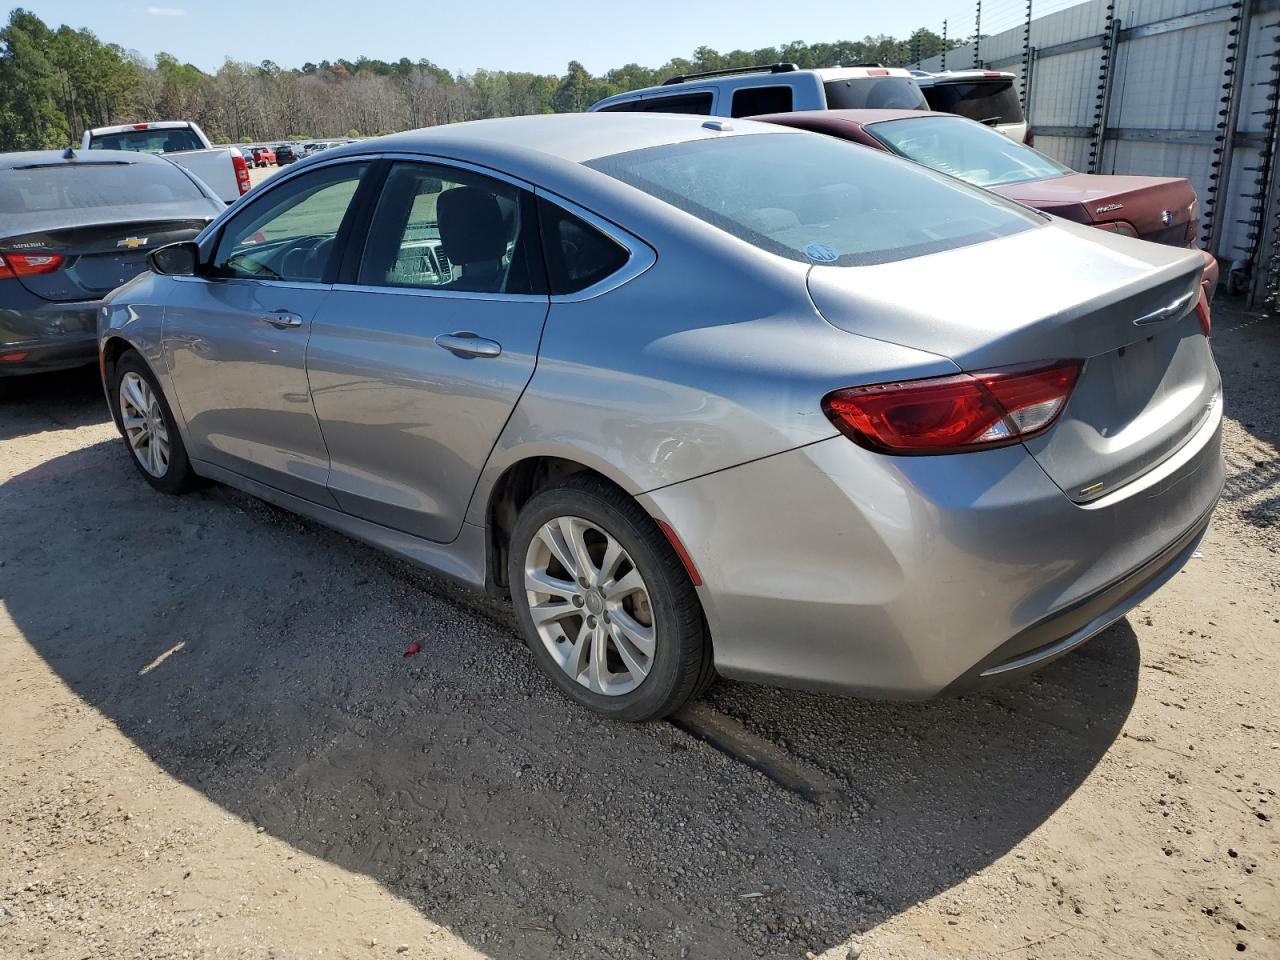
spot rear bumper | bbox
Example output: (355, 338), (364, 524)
(0, 300), (100, 377)
(642, 396), (1224, 699)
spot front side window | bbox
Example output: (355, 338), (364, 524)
(922, 80), (1025, 125)
(588, 132), (1040, 267)
(89, 128), (205, 154)
(867, 116), (1070, 188)
(731, 85), (794, 118)
(823, 77), (927, 110)
(213, 162), (367, 282)
(357, 162), (541, 295)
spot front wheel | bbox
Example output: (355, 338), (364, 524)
(508, 476), (712, 721)
(113, 351), (198, 494)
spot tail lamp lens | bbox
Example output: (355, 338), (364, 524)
(1196, 289), (1211, 337)
(0, 253), (64, 279)
(823, 360), (1082, 454)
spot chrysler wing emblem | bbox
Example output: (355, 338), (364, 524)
(117, 236), (148, 250)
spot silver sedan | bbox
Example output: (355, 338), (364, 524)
(98, 114), (1224, 720)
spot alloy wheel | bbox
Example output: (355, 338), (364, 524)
(118, 371), (170, 478)
(523, 515), (656, 696)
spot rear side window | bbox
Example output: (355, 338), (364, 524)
(731, 86), (794, 118)
(922, 80), (1025, 125)
(823, 77), (927, 110)
(588, 132), (1039, 267)
(88, 128), (204, 154)
(0, 161), (205, 215)
(537, 199), (630, 295)
(629, 92), (714, 115)
(357, 162), (542, 295)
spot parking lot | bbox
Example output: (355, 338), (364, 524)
(0, 296), (1275, 959)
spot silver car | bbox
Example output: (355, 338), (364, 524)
(99, 114), (1224, 721)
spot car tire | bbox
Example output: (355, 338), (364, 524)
(112, 351), (198, 495)
(508, 475), (713, 721)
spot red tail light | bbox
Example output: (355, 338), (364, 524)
(0, 252), (65, 279)
(823, 360), (1082, 454)
(232, 152), (251, 195)
(1196, 289), (1211, 337)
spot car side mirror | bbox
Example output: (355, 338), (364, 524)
(148, 241), (200, 277)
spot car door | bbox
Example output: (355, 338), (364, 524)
(162, 160), (370, 504)
(306, 159), (549, 542)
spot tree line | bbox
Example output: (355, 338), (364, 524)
(0, 7), (957, 151)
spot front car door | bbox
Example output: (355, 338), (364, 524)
(306, 159), (550, 542)
(162, 160), (370, 504)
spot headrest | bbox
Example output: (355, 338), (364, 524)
(438, 186), (509, 265)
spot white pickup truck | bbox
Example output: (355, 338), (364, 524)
(80, 121), (251, 204)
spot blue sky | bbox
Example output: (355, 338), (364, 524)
(29, 0), (964, 75)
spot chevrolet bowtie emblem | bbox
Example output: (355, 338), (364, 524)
(117, 236), (148, 250)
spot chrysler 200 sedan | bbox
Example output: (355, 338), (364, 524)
(99, 114), (1224, 721)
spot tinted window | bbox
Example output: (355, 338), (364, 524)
(823, 77), (927, 110)
(731, 85), (794, 118)
(0, 161), (205, 216)
(868, 116), (1070, 187)
(596, 101), (642, 113)
(630, 92), (714, 115)
(89, 128), (205, 154)
(588, 133), (1039, 267)
(213, 162), (367, 281)
(357, 162), (541, 295)
(538, 199), (630, 295)
(922, 80), (1024, 125)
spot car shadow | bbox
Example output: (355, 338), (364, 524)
(0, 366), (108, 442)
(0, 437), (1138, 959)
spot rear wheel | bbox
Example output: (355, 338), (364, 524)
(508, 476), (712, 721)
(113, 351), (197, 494)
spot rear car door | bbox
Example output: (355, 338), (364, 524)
(306, 159), (549, 542)
(162, 160), (370, 504)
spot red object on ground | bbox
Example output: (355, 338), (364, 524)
(403, 642), (421, 659)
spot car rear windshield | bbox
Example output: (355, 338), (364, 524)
(867, 115), (1072, 187)
(823, 77), (927, 110)
(586, 132), (1039, 267)
(88, 127), (204, 154)
(922, 79), (1025, 125)
(0, 162), (205, 215)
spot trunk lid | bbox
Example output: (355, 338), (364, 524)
(3, 215), (208, 302)
(807, 220), (1218, 501)
(991, 173), (1197, 246)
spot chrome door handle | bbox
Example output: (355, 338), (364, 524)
(434, 332), (502, 358)
(261, 310), (304, 329)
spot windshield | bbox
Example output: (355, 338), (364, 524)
(0, 162), (206, 216)
(868, 115), (1072, 187)
(823, 77), (927, 110)
(587, 132), (1040, 267)
(88, 128), (204, 154)
(922, 79), (1024, 125)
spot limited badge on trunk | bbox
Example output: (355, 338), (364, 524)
(117, 237), (149, 250)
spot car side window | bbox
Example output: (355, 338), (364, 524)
(537, 198), (630, 295)
(212, 162), (367, 282)
(637, 92), (714, 115)
(731, 85), (794, 118)
(356, 162), (543, 295)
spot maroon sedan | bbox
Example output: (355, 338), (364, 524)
(755, 109), (1218, 304)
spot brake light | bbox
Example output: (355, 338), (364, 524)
(823, 360), (1082, 454)
(867, 68), (890, 76)
(1196, 289), (1211, 337)
(984, 71), (1003, 77)
(131, 123), (150, 130)
(232, 152), (251, 194)
(0, 351), (31, 362)
(1095, 220), (1140, 238)
(0, 253), (64, 279)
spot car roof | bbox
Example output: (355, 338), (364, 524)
(0, 148), (173, 171)
(316, 112), (802, 168)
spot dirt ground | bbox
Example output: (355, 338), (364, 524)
(0, 299), (1276, 960)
